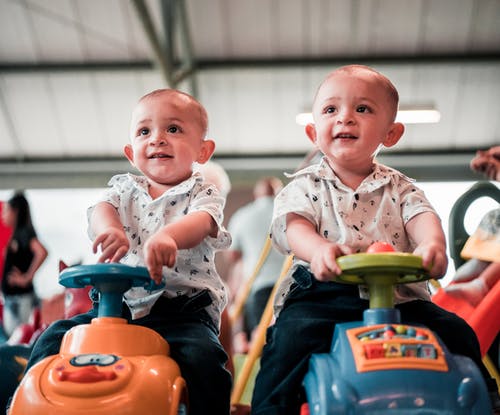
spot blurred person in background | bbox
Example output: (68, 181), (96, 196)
(1, 192), (48, 337)
(226, 177), (284, 352)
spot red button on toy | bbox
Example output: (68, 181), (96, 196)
(366, 242), (395, 253)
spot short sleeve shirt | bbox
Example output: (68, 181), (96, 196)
(228, 196), (286, 293)
(271, 157), (438, 315)
(88, 172), (231, 327)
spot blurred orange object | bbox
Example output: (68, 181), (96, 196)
(433, 280), (500, 357)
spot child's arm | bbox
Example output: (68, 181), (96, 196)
(405, 211), (448, 278)
(144, 211), (218, 283)
(90, 202), (130, 263)
(286, 213), (352, 281)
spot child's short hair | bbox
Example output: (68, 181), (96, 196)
(138, 89), (209, 137)
(315, 65), (400, 122)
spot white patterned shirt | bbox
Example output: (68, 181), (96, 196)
(271, 157), (438, 316)
(88, 172), (231, 327)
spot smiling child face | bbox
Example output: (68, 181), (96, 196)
(125, 90), (214, 190)
(306, 66), (403, 175)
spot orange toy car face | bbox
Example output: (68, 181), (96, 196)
(10, 319), (188, 415)
(47, 353), (133, 397)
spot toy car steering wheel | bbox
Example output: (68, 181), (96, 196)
(336, 252), (430, 309)
(59, 263), (163, 318)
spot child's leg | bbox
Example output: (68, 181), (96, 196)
(398, 300), (484, 372)
(138, 293), (232, 415)
(251, 270), (365, 415)
(165, 319), (231, 415)
(398, 300), (499, 407)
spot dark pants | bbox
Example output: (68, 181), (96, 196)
(26, 292), (232, 415)
(251, 266), (491, 415)
(244, 285), (274, 337)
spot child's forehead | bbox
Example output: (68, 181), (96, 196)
(131, 95), (191, 122)
(130, 89), (208, 136)
(136, 91), (190, 110)
(319, 71), (382, 96)
(314, 70), (397, 113)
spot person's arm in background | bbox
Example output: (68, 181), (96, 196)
(8, 237), (48, 288)
(477, 262), (500, 290)
(405, 211), (448, 278)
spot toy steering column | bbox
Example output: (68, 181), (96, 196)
(335, 252), (430, 325)
(59, 263), (161, 318)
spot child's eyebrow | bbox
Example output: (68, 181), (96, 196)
(352, 96), (379, 105)
(134, 117), (152, 125)
(318, 96), (379, 106)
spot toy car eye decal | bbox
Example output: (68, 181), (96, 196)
(70, 354), (120, 367)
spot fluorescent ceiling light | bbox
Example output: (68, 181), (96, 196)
(295, 104), (441, 126)
(295, 112), (314, 125)
(395, 106), (441, 124)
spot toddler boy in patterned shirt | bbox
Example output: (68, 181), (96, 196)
(25, 89), (232, 415)
(251, 65), (497, 415)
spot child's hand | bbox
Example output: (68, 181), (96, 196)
(310, 242), (353, 281)
(144, 231), (177, 284)
(93, 227), (129, 263)
(413, 241), (448, 278)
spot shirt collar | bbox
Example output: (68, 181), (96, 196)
(286, 156), (414, 193)
(122, 172), (202, 198)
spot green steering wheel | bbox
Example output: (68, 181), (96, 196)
(336, 253), (430, 309)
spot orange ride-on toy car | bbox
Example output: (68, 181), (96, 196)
(8, 263), (188, 415)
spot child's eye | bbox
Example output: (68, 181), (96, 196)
(324, 106), (336, 114)
(167, 125), (180, 133)
(356, 105), (370, 113)
(139, 128), (149, 136)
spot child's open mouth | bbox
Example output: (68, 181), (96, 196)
(149, 153), (173, 159)
(334, 133), (357, 139)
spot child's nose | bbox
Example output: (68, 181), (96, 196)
(337, 109), (355, 124)
(150, 132), (167, 145)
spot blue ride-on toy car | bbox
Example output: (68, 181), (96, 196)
(302, 246), (492, 414)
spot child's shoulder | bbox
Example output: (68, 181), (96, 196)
(108, 173), (143, 186)
(372, 162), (415, 185)
(285, 157), (333, 181)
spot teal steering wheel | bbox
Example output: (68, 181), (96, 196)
(59, 263), (163, 317)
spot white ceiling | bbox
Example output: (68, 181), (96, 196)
(0, 0), (499, 188)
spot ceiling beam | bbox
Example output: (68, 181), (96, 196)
(0, 151), (489, 190)
(131, 0), (174, 87)
(1, 52), (499, 74)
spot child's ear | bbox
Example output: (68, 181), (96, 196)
(124, 144), (135, 166)
(305, 123), (317, 145)
(383, 122), (405, 148)
(196, 139), (216, 164)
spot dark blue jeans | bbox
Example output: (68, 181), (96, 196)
(251, 266), (489, 415)
(26, 291), (232, 415)
(244, 285), (274, 336)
